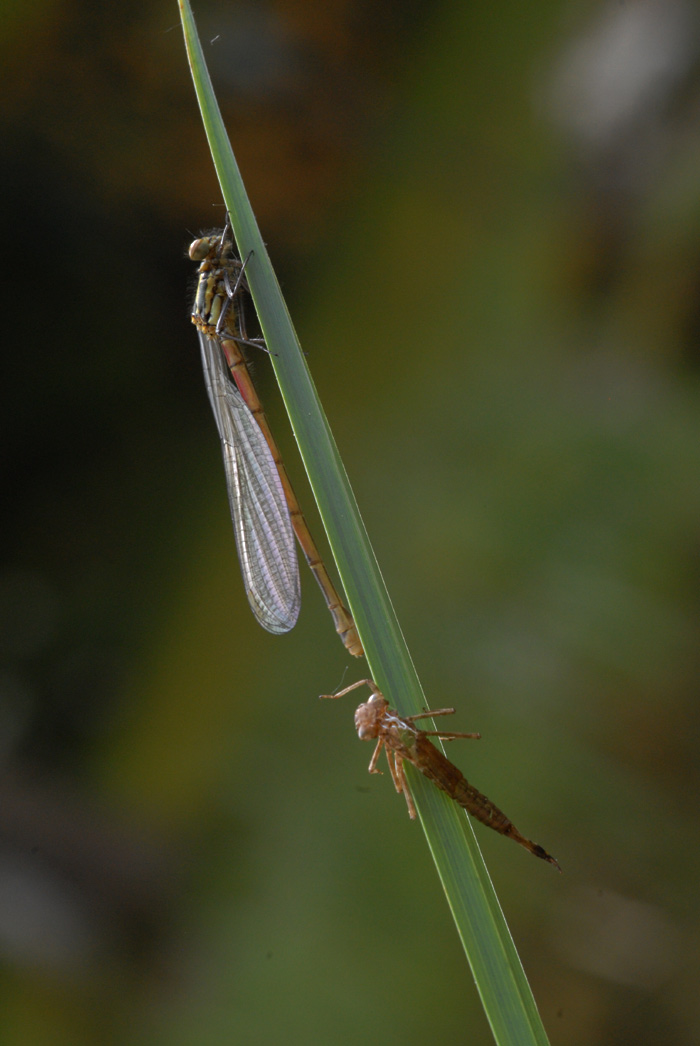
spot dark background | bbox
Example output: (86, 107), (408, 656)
(2, 1), (700, 1043)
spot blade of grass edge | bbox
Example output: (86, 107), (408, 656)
(178, 4), (553, 1044)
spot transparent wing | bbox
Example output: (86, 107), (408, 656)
(199, 333), (301, 633)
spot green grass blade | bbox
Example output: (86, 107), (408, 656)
(178, 3), (554, 1043)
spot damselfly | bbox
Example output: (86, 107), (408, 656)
(190, 224), (362, 656)
(321, 679), (560, 869)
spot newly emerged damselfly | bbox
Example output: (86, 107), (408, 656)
(321, 679), (560, 869)
(189, 224), (362, 656)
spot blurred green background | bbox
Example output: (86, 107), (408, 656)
(2, 0), (700, 1043)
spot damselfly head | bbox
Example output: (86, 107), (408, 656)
(189, 235), (219, 262)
